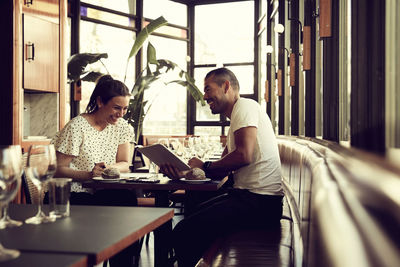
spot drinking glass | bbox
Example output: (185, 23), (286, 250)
(0, 146), (21, 261)
(25, 144), (57, 224)
(0, 145), (23, 229)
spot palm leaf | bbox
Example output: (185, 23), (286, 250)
(127, 16), (168, 60)
(81, 71), (104, 83)
(67, 53), (108, 82)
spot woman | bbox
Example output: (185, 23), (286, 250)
(52, 75), (139, 266)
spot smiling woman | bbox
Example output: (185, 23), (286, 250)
(51, 74), (138, 266)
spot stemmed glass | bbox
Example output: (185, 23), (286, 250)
(0, 146), (21, 261)
(0, 145), (23, 229)
(25, 144), (57, 224)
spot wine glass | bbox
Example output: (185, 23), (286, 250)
(0, 145), (23, 229)
(0, 146), (21, 261)
(25, 144), (57, 224)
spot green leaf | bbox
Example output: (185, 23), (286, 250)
(81, 71), (104, 83)
(147, 42), (157, 65)
(127, 16), (168, 60)
(168, 77), (206, 106)
(67, 53), (108, 82)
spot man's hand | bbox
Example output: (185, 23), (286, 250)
(188, 157), (204, 169)
(159, 163), (184, 180)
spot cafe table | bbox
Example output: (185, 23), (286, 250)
(82, 174), (229, 207)
(0, 251), (87, 267)
(1, 204), (174, 267)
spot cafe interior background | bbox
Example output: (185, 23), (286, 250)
(1, 0), (400, 192)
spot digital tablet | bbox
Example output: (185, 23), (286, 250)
(137, 144), (190, 172)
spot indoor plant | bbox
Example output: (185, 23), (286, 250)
(67, 16), (205, 143)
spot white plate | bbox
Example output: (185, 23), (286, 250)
(180, 178), (211, 184)
(92, 177), (122, 182)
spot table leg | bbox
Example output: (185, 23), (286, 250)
(154, 219), (173, 267)
(154, 190), (170, 207)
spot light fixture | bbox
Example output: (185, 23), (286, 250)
(265, 63), (277, 103)
(280, 47), (291, 64)
(274, 24), (285, 34)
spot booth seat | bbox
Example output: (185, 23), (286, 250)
(196, 136), (400, 267)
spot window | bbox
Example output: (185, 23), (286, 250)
(82, 0), (135, 14)
(385, 0), (400, 161)
(193, 1), (255, 134)
(144, 0), (187, 26)
(195, 2), (254, 65)
(142, 0), (189, 135)
(338, 0), (351, 145)
(142, 36), (188, 135)
(79, 20), (136, 112)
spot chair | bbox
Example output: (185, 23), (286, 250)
(130, 142), (147, 172)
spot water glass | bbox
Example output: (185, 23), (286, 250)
(0, 146), (20, 261)
(49, 178), (72, 219)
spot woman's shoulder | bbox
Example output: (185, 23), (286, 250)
(58, 115), (90, 135)
(116, 118), (132, 129)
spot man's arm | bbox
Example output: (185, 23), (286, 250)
(206, 126), (257, 176)
(186, 126), (257, 179)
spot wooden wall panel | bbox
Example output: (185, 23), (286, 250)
(303, 26), (311, 70)
(319, 0), (332, 37)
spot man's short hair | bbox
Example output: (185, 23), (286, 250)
(205, 67), (240, 92)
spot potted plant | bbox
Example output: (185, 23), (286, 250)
(67, 16), (205, 143)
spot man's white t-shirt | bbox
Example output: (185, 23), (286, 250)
(227, 98), (283, 196)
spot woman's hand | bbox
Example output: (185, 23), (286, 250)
(188, 157), (204, 169)
(159, 163), (184, 180)
(91, 162), (107, 178)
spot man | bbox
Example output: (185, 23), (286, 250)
(161, 67), (283, 267)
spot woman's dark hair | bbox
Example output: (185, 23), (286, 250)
(85, 75), (130, 114)
(205, 67), (240, 91)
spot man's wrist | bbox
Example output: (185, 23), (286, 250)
(203, 161), (212, 171)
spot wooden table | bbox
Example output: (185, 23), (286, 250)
(0, 251), (87, 267)
(1, 204), (174, 267)
(82, 175), (229, 207)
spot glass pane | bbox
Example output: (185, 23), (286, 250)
(144, 0), (187, 26)
(81, 0), (135, 14)
(143, 80), (187, 135)
(227, 65), (254, 95)
(145, 21), (187, 39)
(195, 1), (254, 64)
(79, 21), (136, 112)
(145, 35), (188, 70)
(81, 7), (135, 28)
(194, 126), (222, 136)
(142, 37), (188, 135)
(194, 67), (218, 121)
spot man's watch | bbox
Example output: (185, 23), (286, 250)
(203, 161), (212, 171)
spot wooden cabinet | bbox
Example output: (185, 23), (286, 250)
(22, 0), (59, 21)
(0, 0), (66, 151)
(23, 14), (59, 92)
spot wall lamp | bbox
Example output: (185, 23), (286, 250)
(274, 23), (285, 34)
(265, 46), (277, 102)
(287, 0), (303, 44)
(279, 47), (291, 64)
(265, 46), (278, 79)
